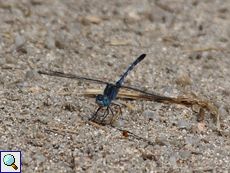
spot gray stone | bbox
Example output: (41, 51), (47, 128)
(34, 154), (46, 165)
(198, 144), (205, 151)
(39, 117), (52, 124)
(219, 106), (228, 117)
(208, 144), (215, 149)
(26, 47), (34, 54)
(21, 155), (33, 165)
(112, 119), (124, 127)
(26, 70), (37, 79)
(179, 150), (191, 159)
(44, 142), (53, 149)
(185, 137), (195, 146)
(143, 109), (159, 121)
(45, 36), (56, 49)
(208, 124), (217, 131)
(177, 121), (192, 130)
(149, 6), (167, 22)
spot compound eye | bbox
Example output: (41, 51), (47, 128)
(96, 94), (103, 101)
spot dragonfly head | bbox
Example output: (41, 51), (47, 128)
(96, 94), (110, 106)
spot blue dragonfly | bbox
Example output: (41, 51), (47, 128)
(38, 54), (177, 124)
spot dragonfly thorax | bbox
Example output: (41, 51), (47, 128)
(96, 94), (111, 106)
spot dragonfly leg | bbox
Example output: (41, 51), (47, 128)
(108, 106), (115, 124)
(110, 103), (122, 118)
(90, 106), (102, 122)
(101, 106), (110, 124)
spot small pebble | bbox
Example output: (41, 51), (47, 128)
(155, 136), (165, 143)
(6, 56), (17, 64)
(45, 36), (56, 49)
(39, 117), (52, 124)
(81, 17), (91, 26)
(20, 87), (29, 94)
(182, 129), (187, 133)
(15, 33), (25, 46)
(188, 52), (202, 60)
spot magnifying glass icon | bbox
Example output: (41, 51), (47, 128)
(3, 154), (18, 170)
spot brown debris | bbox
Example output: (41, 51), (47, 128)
(63, 103), (76, 112)
(85, 16), (102, 24)
(137, 148), (156, 161)
(122, 130), (129, 138)
(176, 77), (191, 86)
(110, 40), (129, 46)
(197, 108), (205, 122)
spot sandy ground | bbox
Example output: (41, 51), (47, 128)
(0, 0), (230, 172)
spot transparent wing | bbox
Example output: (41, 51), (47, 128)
(38, 71), (111, 85)
(119, 85), (178, 103)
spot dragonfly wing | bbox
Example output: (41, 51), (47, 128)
(38, 71), (110, 85)
(119, 85), (178, 103)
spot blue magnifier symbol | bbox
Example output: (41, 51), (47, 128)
(3, 154), (18, 170)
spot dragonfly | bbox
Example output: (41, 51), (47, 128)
(38, 54), (178, 124)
